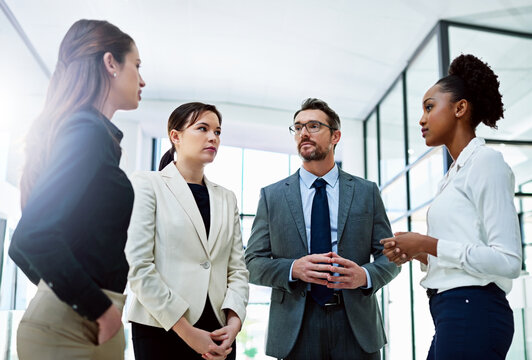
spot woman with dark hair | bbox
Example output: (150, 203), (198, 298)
(381, 54), (522, 359)
(8, 19), (145, 359)
(125, 102), (249, 360)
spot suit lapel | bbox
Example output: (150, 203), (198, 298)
(204, 176), (222, 252)
(337, 170), (355, 244)
(161, 163), (209, 255)
(283, 171), (308, 250)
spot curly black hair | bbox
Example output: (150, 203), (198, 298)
(436, 54), (504, 129)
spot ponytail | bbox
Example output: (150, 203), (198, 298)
(158, 147), (175, 171)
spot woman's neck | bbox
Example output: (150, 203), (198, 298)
(175, 159), (204, 184)
(446, 127), (476, 161)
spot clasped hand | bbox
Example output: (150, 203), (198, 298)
(173, 314), (240, 360)
(292, 252), (367, 289)
(380, 232), (434, 266)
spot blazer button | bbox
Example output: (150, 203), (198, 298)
(301, 291), (305, 297)
(200, 261), (210, 269)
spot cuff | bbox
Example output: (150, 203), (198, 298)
(360, 267), (372, 289)
(72, 285), (113, 321)
(436, 238), (463, 267)
(288, 260), (297, 282)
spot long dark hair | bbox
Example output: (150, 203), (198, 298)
(158, 102), (222, 171)
(21, 19), (134, 208)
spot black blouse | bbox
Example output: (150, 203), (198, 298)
(9, 108), (134, 321)
(188, 183), (210, 237)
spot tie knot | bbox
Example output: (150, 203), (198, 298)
(313, 178), (327, 189)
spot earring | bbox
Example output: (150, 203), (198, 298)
(113, 72), (117, 78)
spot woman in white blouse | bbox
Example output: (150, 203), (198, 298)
(381, 54), (522, 359)
(125, 102), (249, 360)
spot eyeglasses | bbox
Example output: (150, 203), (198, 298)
(289, 121), (336, 135)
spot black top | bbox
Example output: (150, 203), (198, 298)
(187, 183), (210, 237)
(9, 108), (134, 321)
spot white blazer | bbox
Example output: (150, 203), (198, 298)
(125, 163), (249, 331)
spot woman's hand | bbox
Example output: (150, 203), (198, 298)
(208, 310), (241, 357)
(173, 317), (231, 360)
(380, 232), (438, 265)
(96, 304), (123, 345)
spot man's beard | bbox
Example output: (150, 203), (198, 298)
(298, 141), (330, 161)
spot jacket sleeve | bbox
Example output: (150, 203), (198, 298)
(361, 182), (401, 295)
(245, 188), (304, 294)
(125, 172), (191, 331)
(221, 192), (249, 324)
(8, 116), (113, 320)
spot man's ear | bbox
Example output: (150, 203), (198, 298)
(102, 52), (118, 78)
(331, 129), (341, 145)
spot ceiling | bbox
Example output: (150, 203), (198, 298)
(3, 0), (532, 139)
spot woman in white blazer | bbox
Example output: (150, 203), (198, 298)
(125, 102), (249, 360)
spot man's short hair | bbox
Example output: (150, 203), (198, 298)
(293, 98), (341, 131)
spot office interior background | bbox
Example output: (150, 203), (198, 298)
(1, 0), (531, 359)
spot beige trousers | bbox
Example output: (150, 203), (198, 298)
(17, 280), (127, 360)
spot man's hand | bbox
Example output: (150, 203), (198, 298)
(326, 253), (367, 289)
(96, 304), (123, 345)
(292, 252), (333, 285)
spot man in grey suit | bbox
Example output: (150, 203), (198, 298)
(245, 98), (400, 359)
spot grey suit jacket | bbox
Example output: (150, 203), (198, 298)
(245, 169), (399, 358)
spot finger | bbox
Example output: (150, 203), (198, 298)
(210, 334), (228, 341)
(394, 232), (407, 236)
(329, 256), (354, 267)
(208, 345), (232, 356)
(314, 264), (333, 272)
(308, 270), (330, 279)
(382, 249), (396, 257)
(329, 266), (349, 275)
(380, 237), (395, 244)
(327, 274), (350, 283)
(219, 338), (232, 350)
(381, 241), (396, 249)
(308, 254), (335, 263)
(210, 328), (227, 337)
(389, 252), (407, 263)
(207, 344), (227, 356)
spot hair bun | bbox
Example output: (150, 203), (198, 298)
(448, 54), (504, 128)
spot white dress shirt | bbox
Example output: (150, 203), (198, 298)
(289, 165), (372, 288)
(421, 138), (522, 294)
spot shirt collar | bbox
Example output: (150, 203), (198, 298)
(299, 164), (339, 189)
(454, 137), (485, 170)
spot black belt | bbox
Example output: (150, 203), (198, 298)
(324, 292), (342, 306)
(426, 288), (438, 299)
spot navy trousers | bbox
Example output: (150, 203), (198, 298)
(427, 283), (514, 360)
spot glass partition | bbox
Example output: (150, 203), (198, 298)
(406, 36), (440, 164)
(379, 79), (405, 184)
(365, 111), (379, 183)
